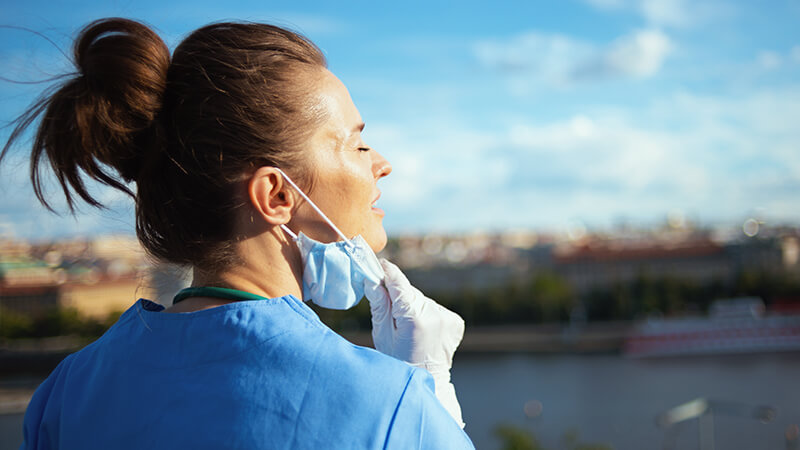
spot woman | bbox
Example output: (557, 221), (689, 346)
(4, 18), (473, 449)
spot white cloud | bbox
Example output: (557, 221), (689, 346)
(583, 0), (626, 9)
(601, 29), (673, 78)
(367, 85), (800, 232)
(639, 0), (692, 27)
(757, 51), (783, 70)
(791, 45), (800, 63)
(474, 32), (593, 85)
(582, 0), (730, 28)
(475, 28), (672, 87)
(507, 114), (695, 193)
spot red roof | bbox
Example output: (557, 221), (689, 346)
(555, 240), (724, 264)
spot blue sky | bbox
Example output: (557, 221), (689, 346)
(1, 0), (799, 238)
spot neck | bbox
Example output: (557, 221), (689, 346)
(166, 226), (303, 313)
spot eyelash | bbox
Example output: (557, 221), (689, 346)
(358, 147), (371, 152)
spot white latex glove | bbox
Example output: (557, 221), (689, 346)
(364, 259), (466, 428)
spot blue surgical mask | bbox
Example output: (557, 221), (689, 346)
(275, 169), (385, 310)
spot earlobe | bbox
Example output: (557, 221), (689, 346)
(248, 167), (293, 226)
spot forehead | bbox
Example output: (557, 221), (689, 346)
(313, 70), (363, 138)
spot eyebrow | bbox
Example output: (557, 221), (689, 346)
(341, 123), (364, 145)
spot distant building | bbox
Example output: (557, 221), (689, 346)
(0, 236), (171, 319)
(552, 238), (733, 293)
(1, 258), (154, 319)
(0, 284), (60, 317)
(394, 228), (794, 298)
(550, 235), (788, 294)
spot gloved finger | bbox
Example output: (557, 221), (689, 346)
(379, 259), (412, 294)
(364, 280), (393, 327)
(379, 259), (425, 318)
(436, 302), (466, 339)
(363, 280), (397, 354)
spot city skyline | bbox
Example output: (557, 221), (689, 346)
(1, 0), (799, 239)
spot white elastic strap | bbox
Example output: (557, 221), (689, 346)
(274, 168), (352, 245)
(280, 224), (298, 240)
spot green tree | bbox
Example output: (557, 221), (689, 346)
(527, 273), (574, 322)
(0, 308), (34, 338)
(494, 424), (542, 450)
(494, 424), (614, 450)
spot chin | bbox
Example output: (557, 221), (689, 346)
(366, 229), (388, 253)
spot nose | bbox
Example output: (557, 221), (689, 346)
(372, 150), (392, 180)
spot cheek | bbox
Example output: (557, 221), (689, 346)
(321, 175), (368, 231)
(336, 167), (373, 207)
(317, 156), (377, 236)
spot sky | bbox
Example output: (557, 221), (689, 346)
(1, 0), (799, 239)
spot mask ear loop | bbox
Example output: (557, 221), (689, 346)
(280, 224), (299, 240)
(274, 168), (353, 246)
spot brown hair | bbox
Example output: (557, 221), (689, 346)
(1, 18), (327, 269)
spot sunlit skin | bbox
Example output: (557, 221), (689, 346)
(165, 69), (392, 313)
(286, 69), (393, 252)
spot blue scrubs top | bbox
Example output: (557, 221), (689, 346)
(21, 295), (474, 449)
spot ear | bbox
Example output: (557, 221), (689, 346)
(248, 167), (293, 225)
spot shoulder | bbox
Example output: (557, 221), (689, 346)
(383, 369), (475, 449)
(293, 322), (419, 408)
(289, 330), (474, 449)
(21, 351), (78, 449)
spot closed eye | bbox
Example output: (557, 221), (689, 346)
(358, 147), (371, 152)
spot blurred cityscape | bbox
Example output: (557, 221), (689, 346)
(1, 217), (798, 338)
(386, 218), (799, 299)
(0, 235), (186, 321)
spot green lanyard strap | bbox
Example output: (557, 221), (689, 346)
(172, 287), (266, 304)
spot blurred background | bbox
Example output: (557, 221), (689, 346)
(1, 1), (799, 449)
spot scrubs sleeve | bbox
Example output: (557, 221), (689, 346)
(21, 360), (67, 450)
(384, 369), (474, 450)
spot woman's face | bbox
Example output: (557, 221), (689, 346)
(288, 69), (392, 252)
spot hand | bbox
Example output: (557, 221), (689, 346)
(364, 259), (466, 427)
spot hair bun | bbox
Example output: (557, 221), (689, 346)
(72, 18), (170, 181)
(76, 18), (170, 115)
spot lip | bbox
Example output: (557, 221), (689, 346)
(371, 191), (384, 216)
